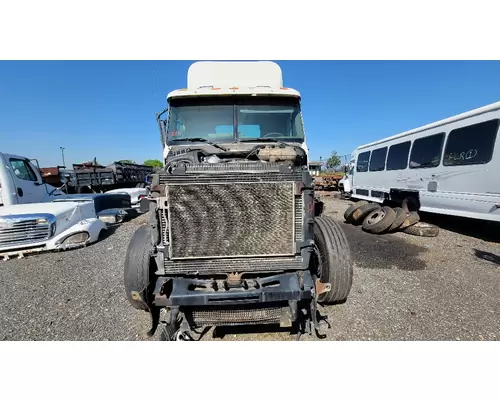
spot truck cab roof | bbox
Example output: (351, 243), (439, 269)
(167, 61), (301, 100)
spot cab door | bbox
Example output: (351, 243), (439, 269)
(5, 155), (46, 204)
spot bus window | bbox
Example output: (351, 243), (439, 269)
(356, 151), (371, 172)
(369, 147), (388, 171)
(409, 133), (445, 169)
(443, 119), (499, 166)
(387, 141), (411, 170)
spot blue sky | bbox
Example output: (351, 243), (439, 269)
(1, 60), (499, 167)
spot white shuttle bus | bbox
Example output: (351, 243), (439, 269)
(343, 101), (500, 222)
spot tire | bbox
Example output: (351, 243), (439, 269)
(314, 216), (353, 304)
(351, 202), (381, 225)
(76, 185), (93, 194)
(398, 211), (420, 230)
(362, 206), (397, 234)
(124, 225), (156, 311)
(343, 201), (369, 222)
(387, 207), (407, 232)
(403, 222), (440, 237)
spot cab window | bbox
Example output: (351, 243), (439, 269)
(9, 158), (38, 181)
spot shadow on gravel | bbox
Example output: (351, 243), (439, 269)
(341, 223), (428, 271)
(474, 249), (500, 266)
(419, 212), (500, 243)
(97, 225), (121, 241)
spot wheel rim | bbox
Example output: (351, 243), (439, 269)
(366, 209), (386, 225)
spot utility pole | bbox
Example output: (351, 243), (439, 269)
(60, 147), (66, 167)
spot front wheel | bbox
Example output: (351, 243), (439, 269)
(314, 216), (353, 304)
(124, 225), (156, 311)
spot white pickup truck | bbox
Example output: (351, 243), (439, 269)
(0, 152), (137, 259)
(0, 152), (65, 206)
(0, 192), (133, 260)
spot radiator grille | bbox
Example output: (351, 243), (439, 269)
(0, 219), (50, 248)
(167, 182), (296, 259)
(164, 256), (304, 274)
(186, 304), (284, 327)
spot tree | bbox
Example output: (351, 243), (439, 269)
(326, 150), (341, 170)
(144, 159), (163, 168)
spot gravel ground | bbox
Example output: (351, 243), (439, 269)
(1, 196), (499, 341)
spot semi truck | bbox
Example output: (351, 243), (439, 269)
(124, 61), (353, 341)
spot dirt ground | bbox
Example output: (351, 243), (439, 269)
(1, 194), (498, 341)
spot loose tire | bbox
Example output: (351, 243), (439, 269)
(398, 211), (420, 230)
(403, 222), (440, 237)
(387, 207), (407, 232)
(362, 206), (397, 234)
(343, 201), (369, 222)
(124, 225), (156, 311)
(351, 202), (381, 225)
(314, 216), (353, 304)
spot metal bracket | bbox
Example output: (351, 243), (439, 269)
(315, 279), (331, 296)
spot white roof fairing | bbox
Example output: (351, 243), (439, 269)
(188, 61), (283, 90)
(167, 61), (301, 100)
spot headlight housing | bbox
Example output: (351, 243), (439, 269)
(49, 221), (57, 237)
(61, 232), (90, 245)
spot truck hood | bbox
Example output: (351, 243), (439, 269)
(0, 201), (81, 217)
(105, 188), (148, 203)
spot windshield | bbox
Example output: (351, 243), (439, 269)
(165, 97), (305, 144)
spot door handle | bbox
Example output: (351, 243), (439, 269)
(17, 188), (24, 197)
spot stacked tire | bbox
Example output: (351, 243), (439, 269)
(343, 201), (439, 237)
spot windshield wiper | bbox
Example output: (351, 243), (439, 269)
(239, 138), (292, 147)
(170, 138), (228, 151)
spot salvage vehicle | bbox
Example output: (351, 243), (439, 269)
(67, 160), (152, 193)
(0, 152), (65, 207)
(0, 192), (131, 260)
(343, 101), (500, 222)
(124, 61), (353, 341)
(105, 187), (149, 211)
(40, 160), (153, 194)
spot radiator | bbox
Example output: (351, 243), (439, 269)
(166, 181), (298, 259)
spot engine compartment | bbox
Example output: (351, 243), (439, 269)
(163, 143), (307, 174)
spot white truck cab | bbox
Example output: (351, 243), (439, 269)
(338, 151), (357, 196)
(0, 152), (64, 207)
(158, 61), (309, 163)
